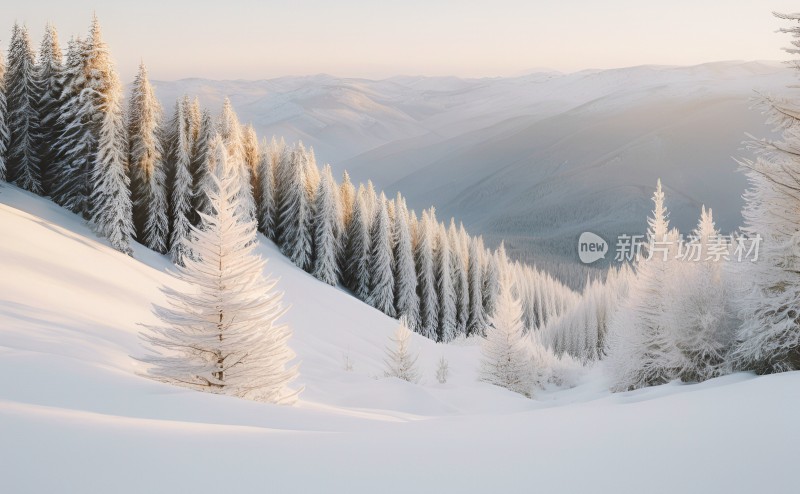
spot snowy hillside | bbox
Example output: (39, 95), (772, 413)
(155, 62), (794, 277)
(1, 184), (797, 493)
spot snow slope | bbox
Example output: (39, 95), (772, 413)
(1, 184), (797, 493)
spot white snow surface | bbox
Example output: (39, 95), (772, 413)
(0, 184), (797, 493)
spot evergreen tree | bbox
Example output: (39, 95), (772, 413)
(139, 139), (301, 404)
(449, 220), (469, 337)
(242, 124), (260, 213)
(343, 191), (371, 299)
(467, 236), (488, 336)
(668, 206), (732, 382)
(190, 109), (213, 224)
(311, 164), (343, 285)
(729, 12), (800, 374)
(51, 36), (93, 216)
(367, 193), (396, 316)
(436, 223), (457, 342)
(435, 355), (449, 384)
(0, 41), (8, 181)
(340, 170), (355, 231)
(483, 247), (500, 320)
(5, 23), (42, 193)
(36, 23), (63, 195)
(383, 317), (420, 383)
(606, 180), (681, 391)
(276, 143), (312, 269)
(415, 209), (439, 339)
(393, 194), (419, 331)
(256, 137), (277, 238)
(479, 267), (531, 398)
(168, 97), (193, 265)
(217, 97), (255, 221)
(85, 16), (134, 255)
(127, 62), (168, 252)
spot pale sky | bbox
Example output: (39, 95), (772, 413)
(4, 0), (799, 82)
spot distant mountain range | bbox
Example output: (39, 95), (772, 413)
(153, 61), (793, 286)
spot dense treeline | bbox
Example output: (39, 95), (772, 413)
(0, 16), (577, 344)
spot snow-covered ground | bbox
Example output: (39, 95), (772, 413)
(1, 184), (797, 493)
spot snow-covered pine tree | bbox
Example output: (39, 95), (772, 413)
(393, 193), (420, 331)
(190, 108), (213, 225)
(277, 143), (313, 270)
(479, 264), (531, 397)
(343, 189), (371, 299)
(668, 206), (732, 382)
(51, 36), (93, 216)
(367, 193), (396, 316)
(242, 124), (260, 213)
(36, 23), (63, 195)
(217, 97), (255, 221)
(483, 247), (500, 321)
(383, 316), (420, 383)
(85, 17), (134, 255)
(168, 97), (194, 265)
(467, 235), (488, 336)
(340, 170), (356, 231)
(606, 179), (681, 391)
(140, 135), (301, 404)
(449, 219), (469, 337)
(5, 23), (42, 193)
(727, 12), (800, 374)
(127, 62), (168, 252)
(311, 164), (343, 285)
(415, 209), (439, 339)
(436, 223), (457, 342)
(0, 41), (8, 181)
(256, 138), (277, 238)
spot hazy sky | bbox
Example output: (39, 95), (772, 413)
(4, 0), (799, 82)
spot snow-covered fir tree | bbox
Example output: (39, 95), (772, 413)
(127, 62), (168, 253)
(311, 164), (343, 285)
(343, 190), (371, 299)
(728, 12), (800, 374)
(256, 137), (278, 238)
(85, 17), (134, 255)
(451, 220), (470, 336)
(383, 316), (420, 383)
(393, 193), (420, 331)
(5, 23), (42, 193)
(51, 36), (93, 216)
(242, 124), (259, 211)
(140, 137), (300, 404)
(668, 206), (732, 382)
(167, 97), (194, 265)
(436, 223), (457, 342)
(467, 236), (488, 336)
(340, 170), (356, 232)
(190, 108), (213, 225)
(415, 209), (439, 339)
(0, 42), (7, 181)
(36, 23), (63, 195)
(606, 180), (681, 391)
(367, 193), (396, 316)
(479, 265), (531, 398)
(482, 248), (500, 321)
(277, 143), (313, 270)
(217, 97), (255, 221)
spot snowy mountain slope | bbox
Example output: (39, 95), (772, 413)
(1, 185), (798, 493)
(153, 62), (792, 279)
